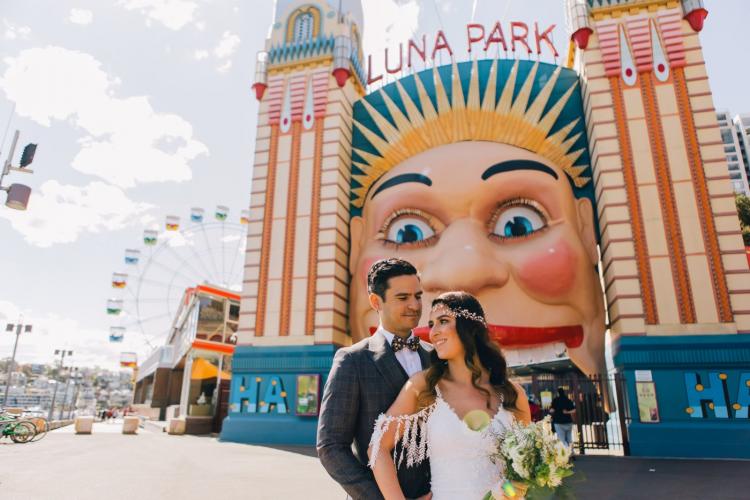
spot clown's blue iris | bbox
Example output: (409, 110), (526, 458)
(397, 224), (424, 243)
(492, 204), (547, 239)
(504, 216), (535, 237)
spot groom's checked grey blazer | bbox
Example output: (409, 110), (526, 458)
(317, 332), (432, 500)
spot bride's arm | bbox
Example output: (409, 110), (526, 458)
(511, 380), (532, 425)
(368, 372), (430, 500)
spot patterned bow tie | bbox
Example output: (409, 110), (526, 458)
(391, 336), (420, 352)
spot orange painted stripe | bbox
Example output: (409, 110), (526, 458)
(191, 339), (235, 355)
(254, 125), (280, 337)
(610, 77), (658, 324)
(640, 73), (696, 324)
(305, 120), (325, 336)
(673, 68), (734, 323)
(279, 121), (303, 336)
(196, 284), (240, 302)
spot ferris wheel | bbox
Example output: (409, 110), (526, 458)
(106, 205), (249, 348)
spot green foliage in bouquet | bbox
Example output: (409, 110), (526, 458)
(486, 417), (574, 499)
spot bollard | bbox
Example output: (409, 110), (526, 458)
(167, 418), (185, 435)
(75, 416), (94, 434)
(122, 415), (139, 435)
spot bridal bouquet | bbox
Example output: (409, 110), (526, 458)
(484, 417), (573, 499)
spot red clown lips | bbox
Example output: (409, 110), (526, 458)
(411, 324), (584, 349)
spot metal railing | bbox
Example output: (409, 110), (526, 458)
(524, 373), (631, 456)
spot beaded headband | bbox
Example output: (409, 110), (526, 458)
(432, 304), (487, 326)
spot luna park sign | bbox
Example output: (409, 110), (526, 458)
(366, 21), (560, 85)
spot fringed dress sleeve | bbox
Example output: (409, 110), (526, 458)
(368, 401), (437, 470)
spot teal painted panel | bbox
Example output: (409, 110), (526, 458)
(220, 345), (336, 446)
(614, 334), (750, 369)
(615, 335), (750, 459)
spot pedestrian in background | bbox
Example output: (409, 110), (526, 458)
(550, 387), (576, 450)
(528, 394), (543, 422)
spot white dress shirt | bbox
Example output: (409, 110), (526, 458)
(377, 326), (423, 377)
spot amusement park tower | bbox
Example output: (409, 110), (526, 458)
(222, 0), (365, 443)
(240, 0), (364, 345)
(567, 0), (750, 458)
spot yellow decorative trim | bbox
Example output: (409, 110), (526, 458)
(285, 5), (321, 44)
(591, 0), (679, 20)
(566, 40), (576, 69)
(351, 60), (588, 208)
(268, 56), (334, 75)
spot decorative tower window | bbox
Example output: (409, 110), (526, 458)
(285, 7), (320, 44)
(293, 12), (313, 42)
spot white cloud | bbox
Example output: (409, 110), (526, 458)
(217, 60), (232, 73)
(4, 20), (31, 40)
(0, 180), (152, 247)
(0, 300), (140, 370)
(0, 46), (208, 188)
(119, 0), (198, 31)
(214, 31), (240, 59)
(69, 8), (94, 25)
(362, 0), (421, 80)
(194, 32), (240, 72)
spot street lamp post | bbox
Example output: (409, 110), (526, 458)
(59, 366), (77, 420)
(2, 319), (32, 407)
(0, 130), (38, 211)
(68, 372), (83, 419)
(47, 349), (72, 421)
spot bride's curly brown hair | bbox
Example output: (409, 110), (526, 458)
(419, 291), (518, 413)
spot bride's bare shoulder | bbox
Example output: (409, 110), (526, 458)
(405, 371), (438, 409)
(407, 370), (429, 391)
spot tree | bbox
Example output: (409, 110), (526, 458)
(736, 194), (750, 246)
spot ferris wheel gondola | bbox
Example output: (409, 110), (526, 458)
(107, 205), (248, 351)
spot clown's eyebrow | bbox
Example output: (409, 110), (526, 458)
(481, 160), (559, 181)
(371, 173), (433, 199)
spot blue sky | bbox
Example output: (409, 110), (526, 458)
(0, 0), (745, 370)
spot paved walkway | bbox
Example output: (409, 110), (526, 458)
(2, 422), (748, 499)
(1, 421), (342, 500)
(567, 455), (749, 500)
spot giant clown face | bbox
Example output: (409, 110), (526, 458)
(348, 60), (607, 376)
(349, 142), (606, 376)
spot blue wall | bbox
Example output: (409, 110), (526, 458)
(614, 335), (750, 459)
(220, 344), (337, 446)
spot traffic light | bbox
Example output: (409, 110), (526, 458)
(19, 143), (37, 167)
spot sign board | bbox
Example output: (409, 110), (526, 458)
(636, 381), (660, 423)
(296, 374), (320, 416)
(635, 370), (653, 382)
(367, 21), (559, 85)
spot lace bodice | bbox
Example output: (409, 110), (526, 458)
(370, 387), (515, 500)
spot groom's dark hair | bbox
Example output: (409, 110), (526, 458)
(367, 258), (418, 300)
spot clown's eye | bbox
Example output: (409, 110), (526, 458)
(490, 201), (548, 240)
(379, 210), (440, 248)
(386, 217), (435, 244)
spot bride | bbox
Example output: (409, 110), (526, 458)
(368, 291), (531, 500)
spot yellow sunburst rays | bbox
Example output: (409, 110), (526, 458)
(351, 60), (590, 208)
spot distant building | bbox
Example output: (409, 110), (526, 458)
(717, 110), (750, 196)
(733, 113), (750, 190)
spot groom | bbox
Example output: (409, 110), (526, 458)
(317, 258), (432, 499)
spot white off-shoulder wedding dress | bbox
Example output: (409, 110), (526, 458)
(370, 387), (515, 500)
